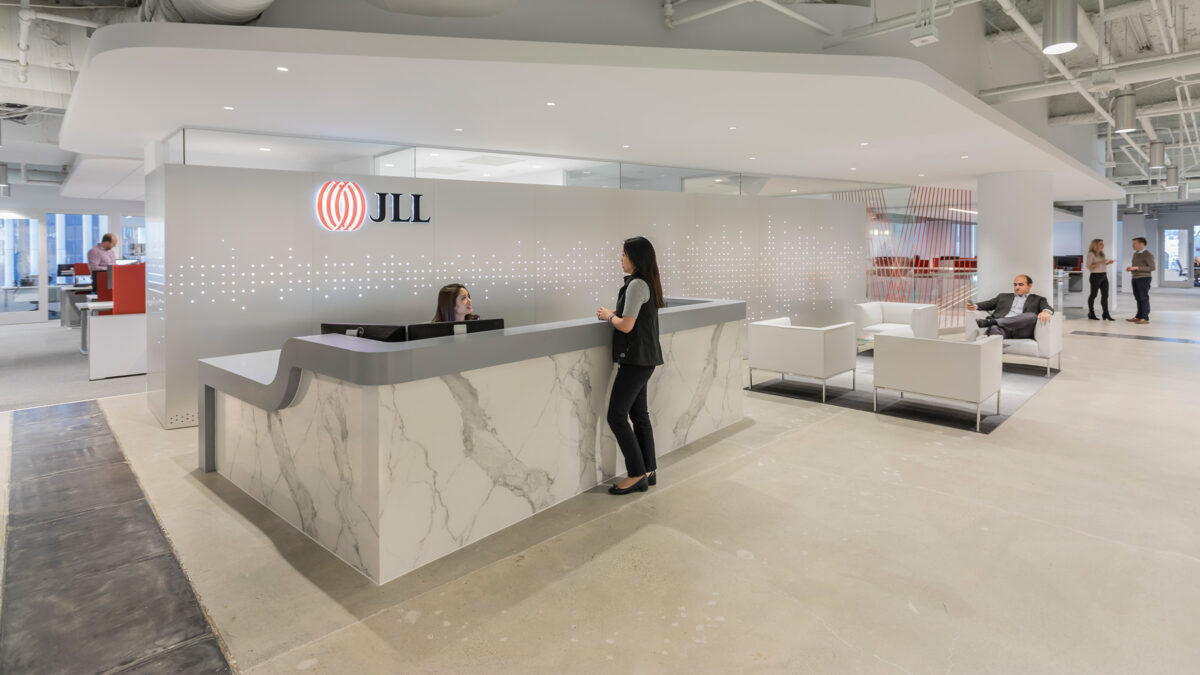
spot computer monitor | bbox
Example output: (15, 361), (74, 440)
(406, 318), (505, 341)
(320, 323), (407, 342)
(57, 263), (76, 277)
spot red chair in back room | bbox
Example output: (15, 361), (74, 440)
(111, 264), (145, 315)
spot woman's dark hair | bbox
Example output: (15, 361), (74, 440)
(623, 236), (665, 308)
(432, 283), (479, 323)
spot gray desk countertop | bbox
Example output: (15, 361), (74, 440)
(199, 297), (745, 415)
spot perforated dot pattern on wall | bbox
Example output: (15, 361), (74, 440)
(151, 182), (866, 426)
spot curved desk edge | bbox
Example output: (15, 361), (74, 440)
(199, 297), (745, 471)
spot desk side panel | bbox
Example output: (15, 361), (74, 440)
(215, 372), (380, 581)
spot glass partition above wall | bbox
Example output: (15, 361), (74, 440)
(166, 128), (856, 196)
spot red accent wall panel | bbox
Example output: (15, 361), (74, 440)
(112, 263), (146, 315)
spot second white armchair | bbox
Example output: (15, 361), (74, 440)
(748, 318), (857, 402)
(855, 302), (939, 341)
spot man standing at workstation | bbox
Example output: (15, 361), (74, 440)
(1126, 237), (1156, 324)
(87, 233), (118, 294)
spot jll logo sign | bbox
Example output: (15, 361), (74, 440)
(315, 180), (431, 232)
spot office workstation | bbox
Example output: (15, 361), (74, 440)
(79, 261), (147, 378)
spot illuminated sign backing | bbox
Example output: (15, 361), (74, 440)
(316, 180), (431, 232)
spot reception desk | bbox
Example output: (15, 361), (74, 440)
(198, 297), (745, 584)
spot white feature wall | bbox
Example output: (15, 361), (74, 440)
(146, 164), (866, 429)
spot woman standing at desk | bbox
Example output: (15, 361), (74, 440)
(431, 283), (480, 322)
(1085, 238), (1115, 321)
(596, 236), (665, 495)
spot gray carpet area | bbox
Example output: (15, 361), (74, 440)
(0, 321), (146, 412)
(1, 400), (230, 674)
(748, 350), (1058, 434)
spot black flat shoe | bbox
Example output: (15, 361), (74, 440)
(647, 471), (657, 486)
(975, 316), (997, 328)
(608, 476), (648, 495)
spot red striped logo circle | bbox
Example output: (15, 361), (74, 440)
(315, 181), (367, 232)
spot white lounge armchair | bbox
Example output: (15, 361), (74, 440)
(873, 333), (1003, 432)
(963, 310), (1063, 376)
(855, 302), (939, 341)
(748, 318), (857, 402)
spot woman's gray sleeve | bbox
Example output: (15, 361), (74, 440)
(621, 279), (650, 317)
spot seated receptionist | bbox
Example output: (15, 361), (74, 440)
(432, 283), (480, 322)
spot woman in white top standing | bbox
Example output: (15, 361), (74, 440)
(1085, 238), (1116, 321)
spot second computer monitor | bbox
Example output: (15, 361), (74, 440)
(406, 318), (504, 341)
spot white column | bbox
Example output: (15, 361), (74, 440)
(1082, 200), (1119, 313)
(977, 172), (1054, 302)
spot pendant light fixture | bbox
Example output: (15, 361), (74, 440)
(1113, 89), (1137, 133)
(1043, 0), (1078, 54)
(1125, 193), (1136, 209)
(0, 163), (9, 198)
(1149, 141), (1166, 169)
(1180, 182), (1190, 200)
(1166, 166), (1179, 188)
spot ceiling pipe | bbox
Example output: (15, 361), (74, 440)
(16, 2), (101, 84)
(665, 0), (832, 35)
(1051, 97), (1200, 126)
(1074, 4), (1107, 63)
(758, 0), (833, 35)
(993, 0), (1148, 162)
(1145, 0), (1174, 54)
(827, 0), (983, 48)
(664, 0), (752, 27)
(978, 46), (1200, 104)
(987, 0), (1165, 44)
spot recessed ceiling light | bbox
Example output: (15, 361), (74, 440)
(258, 147), (271, 152)
(223, 106), (235, 111)
(546, 102), (556, 106)
(850, 167), (857, 171)
(483, 173), (491, 177)
(960, 155), (969, 159)
(918, 173), (925, 177)
(532, 164), (542, 169)
(714, 179), (722, 182)
(729, 126), (737, 131)
(790, 189), (798, 193)
(455, 128), (463, 132)
(749, 156), (756, 160)
(275, 66), (289, 72)
(383, 163), (394, 167)
(622, 144), (630, 148)
(430, 153), (440, 157)
(859, 142), (869, 146)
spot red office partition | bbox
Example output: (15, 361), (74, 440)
(73, 262), (90, 277)
(112, 263), (145, 315)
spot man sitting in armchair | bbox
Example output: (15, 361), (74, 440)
(966, 274), (1054, 340)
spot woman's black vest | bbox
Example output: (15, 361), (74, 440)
(613, 274), (664, 367)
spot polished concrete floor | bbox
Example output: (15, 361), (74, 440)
(2, 291), (1199, 673)
(0, 320), (146, 413)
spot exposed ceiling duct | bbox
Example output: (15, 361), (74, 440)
(139, 0), (276, 24)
